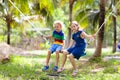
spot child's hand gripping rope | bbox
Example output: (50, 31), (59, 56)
(41, 35), (51, 44)
(87, 33), (96, 45)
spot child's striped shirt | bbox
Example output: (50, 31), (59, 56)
(52, 30), (65, 46)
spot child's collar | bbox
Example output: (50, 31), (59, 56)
(55, 30), (62, 33)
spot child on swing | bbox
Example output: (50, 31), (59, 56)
(42, 20), (65, 72)
(57, 21), (96, 76)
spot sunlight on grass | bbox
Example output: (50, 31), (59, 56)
(0, 48), (120, 80)
(0, 55), (44, 80)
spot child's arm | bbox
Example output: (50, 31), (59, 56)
(44, 35), (53, 39)
(62, 40), (65, 48)
(68, 39), (75, 48)
(81, 32), (96, 39)
(60, 40), (65, 53)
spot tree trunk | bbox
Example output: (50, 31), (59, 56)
(112, 0), (117, 53)
(7, 22), (11, 44)
(90, 0), (105, 60)
(66, 0), (75, 48)
(112, 16), (117, 53)
(5, 13), (12, 45)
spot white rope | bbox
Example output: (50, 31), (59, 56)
(96, 0), (120, 35)
(8, 0), (47, 41)
(87, 0), (120, 45)
(8, 0), (120, 43)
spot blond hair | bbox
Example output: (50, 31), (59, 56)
(53, 20), (64, 28)
(71, 21), (81, 30)
(72, 21), (78, 25)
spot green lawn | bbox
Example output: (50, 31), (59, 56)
(0, 48), (120, 80)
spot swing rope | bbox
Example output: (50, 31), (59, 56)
(87, 0), (120, 45)
(9, 0), (120, 44)
(8, 0), (47, 41)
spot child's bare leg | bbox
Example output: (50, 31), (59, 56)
(68, 54), (77, 70)
(57, 51), (68, 72)
(61, 51), (68, 68)
(69, 54), (78, 76)
(46, 50), (51, 66)
(55, 51), (59, 66)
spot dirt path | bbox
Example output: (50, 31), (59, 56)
(0, 42), (48, 57)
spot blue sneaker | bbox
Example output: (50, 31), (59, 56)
(42, 66), (49, 71)
(53, 66), (58, 71)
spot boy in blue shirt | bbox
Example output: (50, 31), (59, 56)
(42, 20), (65, 72)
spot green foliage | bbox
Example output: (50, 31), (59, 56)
(74, 9), (89, 28)
(103, 66), (118, 73)
(52, 8), (66, 21)
(0, 3), (3, 12)
(11, 0), (30, 16)
(73, 0), (97, 24)
(39, 0), (54, 16)
(60, 0), (69, 8)
(0, 35), (4, 42)
(40, 42), (50, 49)
(0, 55), (43, 80)
(52, 8), (69, 35)
(89, 57), (102, 63)
(0, 48), (120, 79)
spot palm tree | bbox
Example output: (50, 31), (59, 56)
(0, 0), (30, 44)
(0, 0), (13, 44)
(112, 0), (120, 53)
(90, 0), (105, 60)
(112, 0), (117, 53)
(39, 0), (55, 27)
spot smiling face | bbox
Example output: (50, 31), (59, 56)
(54, 23), (62, 32)
(70, 23), (79, 32)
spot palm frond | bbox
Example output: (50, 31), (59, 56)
(39, 0), (54, 16)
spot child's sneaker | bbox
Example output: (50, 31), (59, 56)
(42, 66), (49, 71)
(53, 66), (58, 71)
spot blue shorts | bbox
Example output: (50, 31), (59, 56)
(67, 44), (86, 60)
(49, 44), (62, 53)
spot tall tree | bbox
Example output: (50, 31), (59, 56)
(66, 0), (76, 48)
(0, 0), (30, 44)
(0, 0), (13, 44)
(112, 0), (120, 53)
(112, 0), (116, 53)
(90, 0), (105, 60)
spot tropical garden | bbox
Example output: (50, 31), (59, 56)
(0, 0), (120, 80)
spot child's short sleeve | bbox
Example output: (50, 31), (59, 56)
(61, 33), (65, 40)
(52, 30), (55, 37)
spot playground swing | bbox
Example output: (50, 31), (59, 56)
(9, 0), (120, 47)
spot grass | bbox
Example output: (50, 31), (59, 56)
(0, 48), (120, 80)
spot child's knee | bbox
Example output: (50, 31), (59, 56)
(63, 51), (69, 55)
(68, 54), (74, 59)
(48, 50), (52, 54)
(55, 51), (59, 54)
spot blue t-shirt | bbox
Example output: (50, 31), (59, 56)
(72, 30), (86, 47)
